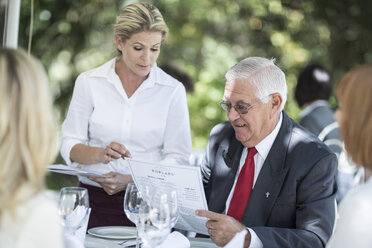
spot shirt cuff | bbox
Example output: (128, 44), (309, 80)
(60, 139), (83, 167)
(247, 228), (263, 248)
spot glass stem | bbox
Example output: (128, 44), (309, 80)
(136, 227), (140, 248)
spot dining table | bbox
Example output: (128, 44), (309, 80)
(84, 226), (218, 248)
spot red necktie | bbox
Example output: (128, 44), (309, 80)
(227, 147), (257, 221)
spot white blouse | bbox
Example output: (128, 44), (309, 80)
(60, 58), (192, 186)
(0, 192), (64, 248)
(327, 176), (372, 248)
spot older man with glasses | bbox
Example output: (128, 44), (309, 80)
(196, 57), (337, 248)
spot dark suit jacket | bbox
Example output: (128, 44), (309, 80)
(201, 112), (337, 248)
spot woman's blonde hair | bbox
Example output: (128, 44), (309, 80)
(336, 65), (372, 168)
(0, 48), (57, 218)
(114, 2), (168, 43)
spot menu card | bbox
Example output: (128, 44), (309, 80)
(126, 158), (209, 235)
(47, 164), (106, 178)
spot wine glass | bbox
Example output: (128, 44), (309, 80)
(138, 194), (171, 248)
(151, 189), (179, 228)
(124, 182), (144, 248)
(166, 190), (179, 228)
(58, 187), (90, 235)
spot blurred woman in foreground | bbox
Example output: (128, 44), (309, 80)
(0, 48), (63, 247)
(327, 65), (372, 248)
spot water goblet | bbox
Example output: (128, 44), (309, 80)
(151, 189), (179, 228)
(138, 195), (171, 248)
(58, 187), (90, 235)
(124, 182), (144, 248)
(166, 190), (179, 228)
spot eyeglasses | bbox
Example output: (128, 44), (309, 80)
(220, 95), (271, 115)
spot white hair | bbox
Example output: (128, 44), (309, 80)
(225, 57), (288, 111)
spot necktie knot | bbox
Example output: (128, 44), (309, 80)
(247, 147), (257, 158)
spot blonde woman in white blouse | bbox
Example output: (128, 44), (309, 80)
(0, 48), (63, 248)
(60, 2), (192, 228)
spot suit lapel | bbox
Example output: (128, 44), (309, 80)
(241, 112), (293, 226)
(208, 137), (243, 213)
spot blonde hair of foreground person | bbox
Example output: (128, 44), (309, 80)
(114, 2), (169, 43)
(0, 48), (63, 247)
(336, 65), (372, 169)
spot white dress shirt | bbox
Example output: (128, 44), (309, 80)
(225, 112), (283, 248)
(60, 58), (192, 186)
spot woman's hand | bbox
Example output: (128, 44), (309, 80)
(100, 142), (132, 164)
(70, 142), (131, 165)
(89, 172), (133, 195)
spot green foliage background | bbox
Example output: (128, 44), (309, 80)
(17, 0), (372, 187)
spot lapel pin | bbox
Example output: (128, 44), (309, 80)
(266, 192), (270, 198)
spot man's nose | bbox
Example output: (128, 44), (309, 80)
(227, 107), (240, 121)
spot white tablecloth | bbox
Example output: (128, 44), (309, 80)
(85, 234), (218, 248)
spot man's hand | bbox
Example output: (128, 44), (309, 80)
(196, 210), (251, 247)
(89, 172), (133, 195)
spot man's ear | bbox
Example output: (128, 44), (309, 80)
(270, 93), (282, 116)
(115, 35), (123, 52)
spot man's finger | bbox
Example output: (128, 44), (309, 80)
(195, 209), (225, 220)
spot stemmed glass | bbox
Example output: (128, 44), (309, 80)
(124, 182), (145, 248)
(58, 187), (90, 235)
(165, 190), (179, 228)
(152, 190), (179, 228)
(137, 193), (171, 248)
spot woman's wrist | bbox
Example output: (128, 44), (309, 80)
(70, 144), (106, 164)
(96, 147), (106, 163)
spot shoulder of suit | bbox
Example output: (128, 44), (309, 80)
(210, 121), (233, 136)
(208, 121), (236, 149)
(291, 122), (334, 157)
